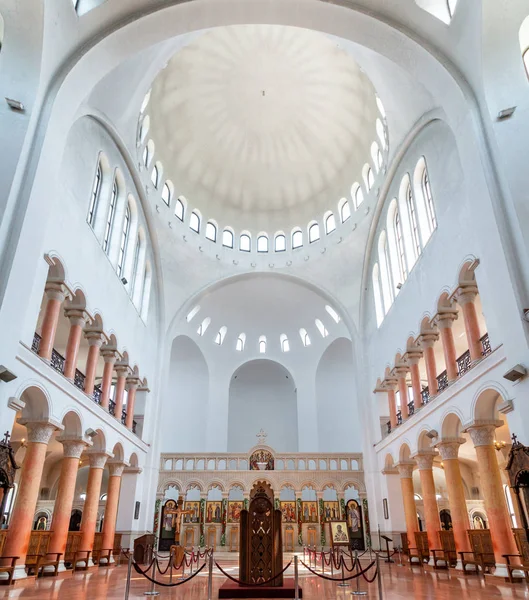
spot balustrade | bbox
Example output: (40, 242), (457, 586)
(396, 410), (403, 425)
(73, 368), (85, 391)
(121, 409), (127, 425)
(93, 384), (102, 405)
(481, 333), (491, 356)
(436, 370), (448, 393)
(387, 421), (391, 435)
(108, 399), (116, 416)
(456, 349), (471, 376)
(32, 332), (41, 353)
(50, 348), (65, 374)
(421, 387), (430, 404)
(407, 401), (415, 416)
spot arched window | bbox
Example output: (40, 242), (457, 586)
(394, 208), (408, 282)
(259, 336), (267, 354)
(103, 177), (118, 253)
(236, 333), (246, 352)
(130, 235), (141, 295)
(378, 231), (393, 313)
(340, 200), (351, 222)
(197, 317), (211, 336)
(205, 221), (217, 242)
(308, 223), (320, 243)
(139, 115), (150, 144)
(371, 142), (382, 172)
(87, 162), (102, 226)
(447, 0), (457, 18)
(280, 334), (290, 353)
(292, 229), (303, 249)
(186, 305), (200, 322)
(175, 197), (185, 221)
(299, 328), (311, 347)
(275, 233), (286, 252)
(151, 164), (160, 188)
(524, 48), (529, 78)
(315, 319), (328, 337)
(325, 305), (340, 323)
(422, 169), (437, 233)
(215, 326), (227, 345)
(140, 89), (151, 113)
(325, 213), (336, 234)
(162, 182), (172, 206)
(140, 261), (152, 320)
(376, 97), (386, 118)
(143, 140), (154, 167)
(117, 203), (131, 278)
(257, 235), (269, 252)
(222, 229), (234, 248)
(406, 186), (422, 258)
(189, 212), (201, 233)
(376, 119), (386, 149)
(366, 167), (374, 191)
(372, 263), (384, 327)
(240, 233), (251, 252)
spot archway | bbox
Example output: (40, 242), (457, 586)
(228, 360), (297, 452)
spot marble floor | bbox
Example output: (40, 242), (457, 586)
(0, 557), (528, 599)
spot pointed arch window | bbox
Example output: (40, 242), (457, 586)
(406, 186), (422, 258)
(140, 90), (151, 113)
(325, 305), (340, 323)
(117, 203), (131, 278)
(197, 317), (211, 336)
(87, 162), (102, 227)
(308, 223), (320, 243)
(325, 213), (336, 234)
(315, 319), (328, 337)
(162, 182), (172, 206)
(275, 234), (286, 252)
(280, 334), (290, 353)
(103, 178), (118, 253)
(142, 145), (150, 167)
(189, 212), (201, 233)
(376, 119), (386, 149)
(299, 328), (311, 347)
(222, 229), (234, 248)
(292, 229), (303, 249)
(340, 200), (351, 223)
(422, 169), (437, 232)
(372, 264), (384, 327)
(236, 333), (246, 352)
(394, 208), (408, 282)
(151, 164), (160, 188)
(205, 221), (217, 242)
(130, 235), (141, 295)
(366, 167), (374, 191)
(378, 232), (393, 313)
(186, 305), (200, 322)
(257, 235), (269, 253)
(240, 234), (251, 252)
(259, 336), (267, 354)
(215, 326), (227, 345)
(175, 197), (185, 221)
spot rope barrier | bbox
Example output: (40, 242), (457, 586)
(214, 560), (293, 587)
(300, 558), (377, 582)
(132, 559), (207, 587)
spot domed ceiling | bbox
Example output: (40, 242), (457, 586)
(147, 24), (380, 232)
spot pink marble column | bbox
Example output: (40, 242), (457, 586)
(397, 462), (419, 549)
(388, 388), (397, 429)
(456, 286), (482, 361)
(395, 368), (410, 419)
(100, 462), (126, 562)
(414, 452), (441, 560)
(63, 309), (88, 380)
(100, 348), (118, 410)
(125, 377), (140, 430)
(419, 333), (439, 395)
(435, 312), (459, 382)
(84, 331), (104, 396)
(38, 283), (67, 361)
(113, 365), (129, 423)
(2, 421), (57, 579)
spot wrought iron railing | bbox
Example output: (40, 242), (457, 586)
(408, 401), (415, 416)
(121, 409), (127, 425)
(437, 370), (448, 393)
(108, 399), (116, 416)
(32, 332), (41, 354)
(481, 333), (491, 356)
(50, 348), (65, 374)
(456, 349), (471, 376)
(396, 410), (402, 425)
(133, 420), (137, 434)
(421, 387), (430, 404)
(386, 421), (391, 435)
(74, 369), (85, 391)
(93, 384), (102, 405)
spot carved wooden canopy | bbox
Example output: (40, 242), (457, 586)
(0, 434), (18, 488)
(506, 435), (529, 488)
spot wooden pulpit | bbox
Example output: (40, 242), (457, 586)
(134, 534), (154, 564)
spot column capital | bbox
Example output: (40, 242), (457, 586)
(464, 421), (503, 447)
(396, 461), (415, 479)
(86, 451), (111, 469)
(436, 438), (466, 460)
(418, 332), (439, 348)
(45, 281), (68, 302)
(393, 366), (410, 378)
(101, 347), (119, 364)
(403, 350), (423, 365)
(455, 285), (479, 306)
(382, 377), (398, 391)
(434, 310), (458, 329)
(115, 364), (130, 377)
(126, 376), (141, 390)
(58, 437), (89, 459)
(108, 461), (127, 477)
(84, 329), (105, 347)
(18, 419), (62, 444)
(64, 308), (89, 328)
(412, 452), (437, 470)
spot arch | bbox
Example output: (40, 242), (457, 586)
(162, 180), (173, 206)
(386, 198), (407, 295)
(377, 230), (393, 313)
(458, 259), (478, 285)
(222, 228), (234, 248)
(351, 184), (364, 210)
(174, 196), (185, 221)
(308, 221), (320, 243)
(257, 233), (269, 253)
(363, 163), (374, 191)
(258, 335), (267, 353)
(205, 220), (218, 242)
(240, 232), (251, 252)
(417, 428), (435, 452)
(206, 480), (226, 492)
(19, 384), (52, 421)
(340, 480), (366, 494)
(291, 228), (303, 249)
(197, 317), (211, 336)
(520, 16), (529, 78)
(440, 411), (464, 439)
(112, 442), (125, 462)
(398, 442), (412, 463)
(315, 318), (328, 337)
(185, 480), (205, 492)
(186, 305), (200, 322)
(323, 212), (336, 235)
(400, 174), (421, 264)
(472, 386), (507, 422)
(91, 428), (107, 453)
(274, 232), (286, 252)
(325, 305), (340, 323)
(129, 452), (139, 468)
(143, 139), (155, 167)
(299, 328), (311, 347)
(236, 333), (246, 352)
(339, 198), (351, 222)
(215, 325), (227, 345)
(384, 453), (396, 471)
(280, 333), (290, 353)
(413, 156), (437, 242)
(151, 161), (162, 188)
(371, 141), (382, 172)
(189, 210), (201, 233)
(61, 410), (83, 438)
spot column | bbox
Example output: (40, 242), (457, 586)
(388, 388), (397, 429)
(395, 368), (410, 419)
(100, 461), (126, 563)
(456, 286), (482, 361)
(125, 377), (140, 430)
(414, 452), (441, 561)
(2, 421), (57, 579)
(407, 354), (423, 410)
(435, 312), (458, 382)
(397, 462), (419, 550)
(63, 309), (88, 380)
(100, 348), (118, 410)
(38, 283), (67, 361)
(419, 333), (439, 395)
(47, 438), (87, 570)
(84, 331), (104, 396)
(467, 424), (518, 576)
(79, 452), (109, 564)
(436, 440), (471, 568)
(113, 365), (129, 423)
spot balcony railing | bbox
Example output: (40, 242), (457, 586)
(132, 420), (137, 434)
(74, 369), (85, 391)
(396, 410), (402, 425)
(109, 398), (116, 416)
(421, 387), (430, 404)
(437, 370), (448, 393)
(408, 401), (415, 416)
(93, 384), (102, 405)
(50, 348), (65, 374)
(386, 421), (391, 435)
(32, 332), (41, 354)
(121, 409), (127, 425)
(481, 333), (491, 356)
(457, 349), (471, 376)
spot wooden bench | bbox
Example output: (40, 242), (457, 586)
(0, 556), (18, 585)
(431, 530), (457, 569)
(35, 553), (62, 577)
(72, 550), (91, 572)
(503, 554), (528, 583)
(95, 548), (113, 566)
(409, 531), (429, 565)
(459, 529), (495, 575)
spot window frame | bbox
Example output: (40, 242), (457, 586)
(162, 182), (171, 206)
(274, 234), (286, 252)
(117, 203), (131, 278)
(292, 229), (303, 249)
(103, 178), (118, 253)
(325, 213), (336, 234)
(205, 221), (217, 242)
(189, 212), (201, 233)
(257, 235), (269, 253)
(151, 164), (160, 188)
(341, 200), (351, 222)
(308, 223), (320, 243)
(406, 185), (422, 258)
(175, 197), (185, 221)
(222, 229), (234, 248)
(422, 169), (437, 232)
(87, 162), (102, 227)
(394, 208), (408, 282)
(240, 234), (251, 252)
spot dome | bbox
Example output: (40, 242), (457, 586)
(145, 24), (382, 234)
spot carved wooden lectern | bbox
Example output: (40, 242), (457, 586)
(239, 481), (283, 586)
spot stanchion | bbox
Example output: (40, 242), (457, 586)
(144, 557), (160, 596)
(322, 551), (325, 575)
(377, 553), (383, 600)
(124, 553), (133, 600)
(295, 555), (299, 600)
(207, 552), (213, 600)
(169, 548), (174, 584)
(189, 550), (194, 575)
(330, 549), (334, 577)
(338, 548), (349, 588)
(303, 547), (306, 563)
(352, 550), (367, 596)
(397, 547), (403, 567)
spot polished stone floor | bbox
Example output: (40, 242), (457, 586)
(0, 556), (528, 599)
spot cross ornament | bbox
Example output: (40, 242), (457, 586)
(512, 433), (519, 446)
(1, 431), (10, 446)
(256, 429), (268, 445)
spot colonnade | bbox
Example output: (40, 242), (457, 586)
(393, 423), (517, 576)
(36, 273), (144, 433)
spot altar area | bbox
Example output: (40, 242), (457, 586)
(155, 436), (367, 553)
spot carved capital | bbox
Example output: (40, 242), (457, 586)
(126, 376), (141, 391)
(404, 351), (422, 366)
(394, 366), (410, 379)
(455, 285), (479, 306)
(59, 438), (87, 459)
(115, 364), (130, 377)
(101, 347), (119, 364)
(467, 425), (497, 447)
(413, 453), (436, 471)
(108, 461), (126, 477)
(436, 439), (465, 460)
(24, 421), (58, 445)
(434, 311), (458, 329)
(396, 462), (415, 479)
(84, 330), (105, 347)
(87, 452), (110, 469)
(45, 281), (67, 303)
(64, 308), (89, 328)
(418, 332), (439, 348)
